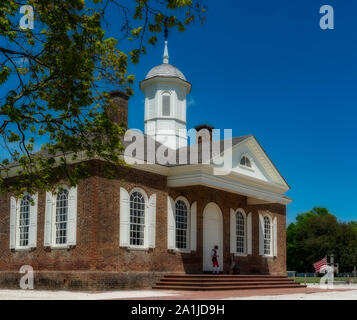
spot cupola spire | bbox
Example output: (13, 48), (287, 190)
(163, 41), (169, 64)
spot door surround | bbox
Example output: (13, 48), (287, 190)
(202, 202), (223, 272)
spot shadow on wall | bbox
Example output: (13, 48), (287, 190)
(224, 254), (271, 275)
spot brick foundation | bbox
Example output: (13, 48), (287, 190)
(0, 271), (166, 291)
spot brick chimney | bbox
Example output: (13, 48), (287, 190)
(106, 90), (129, 127)
(195, 124), (214, 144)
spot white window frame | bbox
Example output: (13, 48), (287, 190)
(52, 185), (70, 248)
(160, 91), (172, 117)
(11, 193), (38, 251)
(174, 196), (190, 251)
(263, 214), (273, 257)
(235, 209), (247, 255)
(128, 187), (149, 249)
(15, 194), (31, 250)
(239, 154), (254, 171)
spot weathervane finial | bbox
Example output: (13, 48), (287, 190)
(164, 21), (168, 41)
(163, 18), (169, 64)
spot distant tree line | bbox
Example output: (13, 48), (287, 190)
(287, 207), (357, 273)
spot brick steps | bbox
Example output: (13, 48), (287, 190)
(153, 274), (306, 291)
(159, 278), (294, 283)
(164, 273), (288, 277)
(162, 275), (289, 281)
(157, 281), (297, 286)
(153, 284), (305, 291)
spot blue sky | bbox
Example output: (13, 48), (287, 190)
(123, 0), (357, 224)
(1, 1), (357, 224)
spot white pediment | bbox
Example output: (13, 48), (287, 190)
(211, 136), (289, 190)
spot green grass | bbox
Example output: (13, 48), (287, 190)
(293, 277), (357, 284)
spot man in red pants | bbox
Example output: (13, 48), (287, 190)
(211, 245), (219, 274)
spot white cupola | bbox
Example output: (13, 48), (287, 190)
(140, 40), (192, 150)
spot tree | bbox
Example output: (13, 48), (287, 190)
(336, 223), (357, 270)
(287, 207), (357, 273)
(0, 0), (205, 196)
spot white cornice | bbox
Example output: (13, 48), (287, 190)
(140, 76), (191, 93)
(167, 172), (291, 205)
(166, 164), (289, 193)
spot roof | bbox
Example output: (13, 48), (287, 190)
(145, 63), (186, 81)
(122, 134), (252, 166)
(121, 133), (290, 189)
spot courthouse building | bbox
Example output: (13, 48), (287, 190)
(0, 41), (291, 290)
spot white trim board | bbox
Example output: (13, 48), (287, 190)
(168, 172), (291, 205)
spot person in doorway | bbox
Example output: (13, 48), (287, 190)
(211, 245), (219, 274)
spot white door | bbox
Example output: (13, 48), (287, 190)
(203, 203), (223, 272)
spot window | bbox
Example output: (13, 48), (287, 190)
(130, 191), (145, 246)
(240, 156), (252, 168)
(18, 195), (31, 247)
(44, 186), (77, 248)
(236, 212), (245, 254)
(162, 94), (170, 116)
(120, 187), (156, 249)
(259, 213), (276, 257)
(175, 200), (188, 249)
(55, 189), (69, 245)
(264, 216), (271, 255)
(10, 193), (38, 250)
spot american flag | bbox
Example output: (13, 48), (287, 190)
(313, 257), (327, 273)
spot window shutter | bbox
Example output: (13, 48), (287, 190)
(167, 196), (175, 250)
(44, 191), (53, 247)
(230, 208), (236, 254)
(273, 217), (277, 257)
(67, 186), (77, 246)
(259, 213), (264, 256)
(120, 187), (130, 247)
(28, 193), (38, 248)
(9, 197), (17, 249)
(190, 201), (197, 251)
(148, 194), (156, 248)
(247, 212), (252, 255)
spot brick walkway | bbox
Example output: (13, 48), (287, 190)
(118, 287), (351, 300)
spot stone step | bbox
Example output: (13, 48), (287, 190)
(156, 281), (298, 287)
(152, 284), (306, 291)
(164, 274), (288, 279)
(153, 273), (305, 291)
(161, 277), (294, 283)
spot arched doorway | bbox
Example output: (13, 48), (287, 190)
(202, 202), (223, 272)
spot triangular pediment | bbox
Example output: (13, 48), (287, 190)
(211, 136), (289, 190)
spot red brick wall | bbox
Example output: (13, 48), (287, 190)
(0, 160), (287, 289)
(0, 177), (95, 272)
(168, 186), (287, 275)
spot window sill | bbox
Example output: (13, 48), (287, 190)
(49, 245), (71, 251)
(234, 253), (248, 257)
(126, 246), (150, 252)
(262, 254), (274, 258)
(175, 249), (192, 254)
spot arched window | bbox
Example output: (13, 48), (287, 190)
(55, 189), (69, 245)
(162, 93), (171, 116)
(236, 211), (245, 254)
(18, 195), (31, 247)
(264, 216), (272, 255)
(130, 191), (145, 246)
(240, 155), (252, 168)
(175, 200), (188, 249)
